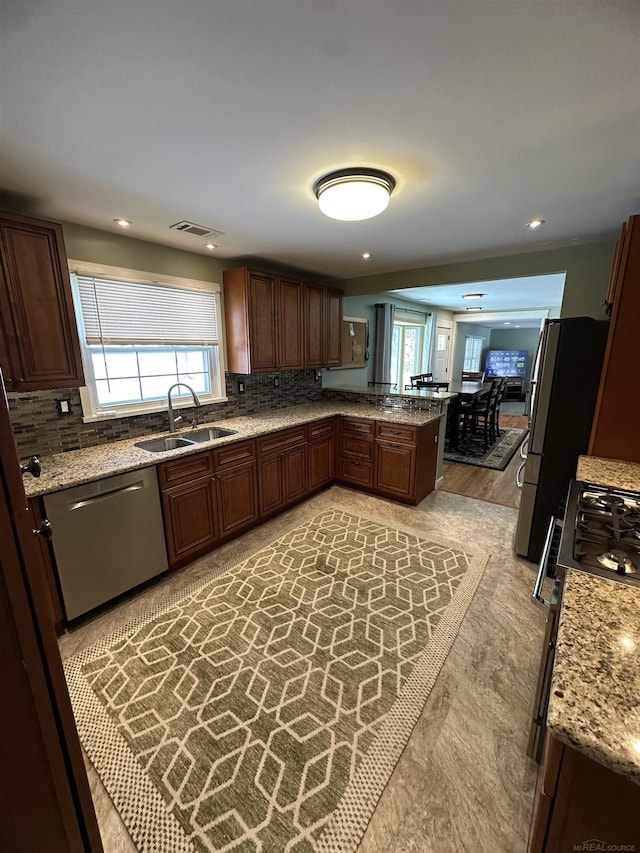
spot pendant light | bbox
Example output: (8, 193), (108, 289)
(314, 168), (396, 221)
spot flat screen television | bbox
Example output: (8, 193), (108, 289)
(484, 349), (527, 378)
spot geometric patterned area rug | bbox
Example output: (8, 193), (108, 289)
(444, 427), (528, 471)
(65, 510), (489, 853)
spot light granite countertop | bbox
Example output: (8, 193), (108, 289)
(546, 454), (640, 784)
(22, 401), (443, 498)
(327, 383), (457, 402)
(577, 454), (640, 492)
(547, 570), (640, 785)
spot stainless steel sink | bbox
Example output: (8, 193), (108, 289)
(188, 427), (237, 442)
(135, 427), (237, 452)
(135, 436), (196, 452)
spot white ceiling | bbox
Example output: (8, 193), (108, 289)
(388, 273), (565, 327)
(1, 1), (639, 280)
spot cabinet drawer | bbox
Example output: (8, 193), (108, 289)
(159, 451), (214, 489)
(308, 417), (335, 440)
(375, 422), (417, 444)
(337, 458), (374, 487)
(257, 426), (306, 456)
(213, 439), (256, 470)
(340, 417), (374, 437)
(340, 434), (374, 462)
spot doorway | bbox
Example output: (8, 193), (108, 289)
(434, 323), (451, 381)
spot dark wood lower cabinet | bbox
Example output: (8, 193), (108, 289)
(28, 497), (64, 634)
(216, 461), (258, 538)
(162, 477), (217, 566)
(157, 415), (439, 570)
(375, 441), (416, 499)
(529, 732), (640, 852)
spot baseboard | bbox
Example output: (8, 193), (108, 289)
(435, 476), (444, 489)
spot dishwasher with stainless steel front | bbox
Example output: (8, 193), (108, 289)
(43, 467), (168, 620)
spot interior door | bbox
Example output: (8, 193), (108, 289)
(434, 324), (451, 381)
(0, 370), (102, 852)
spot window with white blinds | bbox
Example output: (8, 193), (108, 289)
(70, 270), (226, 421)
(76, 276), (220, 345)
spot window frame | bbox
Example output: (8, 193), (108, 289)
(69, 262), (227, 422)
(463, 335), (484, 372)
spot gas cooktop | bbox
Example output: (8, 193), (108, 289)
(558, 480), (640, 588)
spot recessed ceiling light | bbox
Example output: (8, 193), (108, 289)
(114, 218), (132, 228)
(514, 325), (521, 328)
(362, 252), (371, 259)
(503, 321), (511, 325)
(314, 167), (395, 221)
(462, 293), (484, 300)
(466, 307), (482, 312)
(205, 243), (217, 250)
(526, 219), (545, 229)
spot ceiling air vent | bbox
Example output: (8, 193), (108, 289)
(169, 221), (225, 239)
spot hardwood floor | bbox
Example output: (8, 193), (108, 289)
(440, 414), (529, 509)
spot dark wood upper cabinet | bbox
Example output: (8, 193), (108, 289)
(304, 284), (324, 368)
(224, 267), (341, 374)
(277, 277), (304, 369)
(0, 212), (84, 391)
(589, 213), (640, 463)
(324, 287), (343, 367)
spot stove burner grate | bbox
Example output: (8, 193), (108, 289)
(596, 550), (638, 575)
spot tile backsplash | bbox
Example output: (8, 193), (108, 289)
(8, 371), (324, 459)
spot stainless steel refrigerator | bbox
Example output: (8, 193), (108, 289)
(515, 317), (609, 562)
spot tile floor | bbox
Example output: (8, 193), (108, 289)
(59, 485), (546, 853)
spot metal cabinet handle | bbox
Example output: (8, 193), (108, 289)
(532, 517), (562, 607)
(516, 460), (526, 488)
(33, 518), (53, 540)
(20, 455), (41, 478)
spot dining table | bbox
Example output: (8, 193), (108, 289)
(444, 380), (492, 449)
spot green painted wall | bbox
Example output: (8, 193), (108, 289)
(334, 240), (615, 321)
(322, 293), (433, 389)
(61, 221), (230, 283)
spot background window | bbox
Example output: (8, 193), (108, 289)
(463, 336), (483, 372)
(71, 271), (225, 420)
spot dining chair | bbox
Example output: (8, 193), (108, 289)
(416, 380), (449, 391)
(405, 372), (433, 389)
(461, 370), (486, 382)
(460, 379), (501, 449)
(492, 376), (509, 437)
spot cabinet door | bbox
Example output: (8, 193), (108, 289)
(258, 453), (286, 517)
(324, 288), (342, 366)
(284, 444), (307, 503)
(304, 284), (324, 368)
(308, 435), (335, 492)
(0, 215), (84, 390)
(248, 272), (278, 371)
(278, 277), (304, 369)
(28, 498), (64, 634)
(216, 462), (258, 538)
(162, 478), (217, 567)
(375, 441), (416, 500)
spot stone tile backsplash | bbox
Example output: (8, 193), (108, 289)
(8, 371), (324, 459)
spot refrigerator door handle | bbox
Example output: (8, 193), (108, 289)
(516, 460), (526, 488)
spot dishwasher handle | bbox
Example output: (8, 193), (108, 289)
(68, 481), (144, 511)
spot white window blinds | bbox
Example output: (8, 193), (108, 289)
(76, 276), (219, 345)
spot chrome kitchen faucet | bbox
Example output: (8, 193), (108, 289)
(167, 382), (202, 432)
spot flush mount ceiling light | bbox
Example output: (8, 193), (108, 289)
(462, 293), (484, 300)
(526, 219), (545, 229)
(314, 168), (395, 221)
